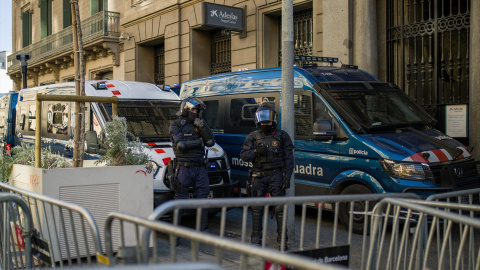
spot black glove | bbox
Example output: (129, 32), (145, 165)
(255, 144), (266, 156)
(193, 118), (204, 127)
(281, 175), (291, 190)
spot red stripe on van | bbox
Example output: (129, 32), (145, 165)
(155, 149), (165, 154)
(106, 84), (115, 88)
(147, 143), (156, 146)
(111, 90), (121, 95)
(432, 149), (449, 161)
(410, 153), (428, 163)
(162, 157), (171, 166)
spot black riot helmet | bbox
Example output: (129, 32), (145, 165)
(179, 97), (206, 118)
(254, 102), (278, 128)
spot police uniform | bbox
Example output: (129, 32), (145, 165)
(240, 105), (294, 249)
(169, 97), (215, 231)
(170, 118), (211, 199)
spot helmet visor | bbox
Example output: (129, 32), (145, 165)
(184, 98), (205, 111)
(254, 109), (277, 124)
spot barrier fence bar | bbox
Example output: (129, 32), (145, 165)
(104, 211), (346, 270)
(367, 198), (480, 270)
(145, 193), (420, 269)
(0, 193), (33, 269)
(0, 182), (105, 268)
(426, 187), (480, 203)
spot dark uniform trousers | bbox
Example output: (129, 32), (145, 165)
(251, 171), (287, 246)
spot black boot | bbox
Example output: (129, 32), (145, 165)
(251, 207), (263, 245)
(275, 205), (288, 251)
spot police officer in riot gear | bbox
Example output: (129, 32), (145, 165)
(240, 102), (294, 250)
(169, 97), (215, 232)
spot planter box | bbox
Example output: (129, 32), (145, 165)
(9, 164), (153, 262)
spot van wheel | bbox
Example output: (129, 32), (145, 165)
(338, 184), (373, 235)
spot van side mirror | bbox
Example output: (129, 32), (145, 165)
(313, 120), (337, 141)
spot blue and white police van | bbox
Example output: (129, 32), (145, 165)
(180, 56), (480, 230)
(14, 80), (235, 206)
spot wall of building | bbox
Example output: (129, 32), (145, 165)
(0, 51), (13, 93)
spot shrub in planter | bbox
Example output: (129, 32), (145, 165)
(96, 116), (151, 166)
(0, 144), (72, 182)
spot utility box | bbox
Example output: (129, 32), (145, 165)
(9, 164), (153, 262)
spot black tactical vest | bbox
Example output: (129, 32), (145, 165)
(253, 130), (285, 170)
(172, 119), (205, 159)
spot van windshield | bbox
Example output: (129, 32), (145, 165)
(326, 83), (436, 132)
(99, 100), (179, 141)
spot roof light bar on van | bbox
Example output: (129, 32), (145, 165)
(342, 64), (358, 69)
(157, 85), (171, 92)
(93, 82), (108, 90)
(294, 55), (339, 63)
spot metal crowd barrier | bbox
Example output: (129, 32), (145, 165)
(427, 187), (480, 204)
(146, 193), (420, 269)
(0, 193), (33, 269)
(0, 182), (105, 268)
(366, 198), (480, 270)
(104, 211), (346, 270)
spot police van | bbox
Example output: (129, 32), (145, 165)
(0, 92), (18, 154)
(14, 80), (235, 206)
(180, 56), (480, 230)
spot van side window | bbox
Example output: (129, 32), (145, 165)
(28, 104), (36, 132)
(203, 100), (220, 130)
(314, 96), (332, 122)
(229, 97), (276, 134)
(294, 94), (312, 137)
(47, 103), (69, 135)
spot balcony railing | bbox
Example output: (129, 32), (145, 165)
(8, 11), (120, 73)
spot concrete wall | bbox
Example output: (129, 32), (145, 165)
(323, 0), (352, 65)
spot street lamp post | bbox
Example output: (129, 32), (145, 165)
(282, 0), (295, 243)
(16, 53), (30, 89)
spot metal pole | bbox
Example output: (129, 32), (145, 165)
(71, 0), (86, 168)
(281, 0), (295, 242)
(35, 99), (42, 167)
(22, 66), (27, 89)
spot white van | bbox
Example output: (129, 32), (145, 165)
(15, 80), (235, 206)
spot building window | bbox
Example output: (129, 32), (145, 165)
(40, 0), (52, 39)
(91, 0), (106, 15)
(22, 10), (32, 47)
(210, 30), (231, 75)
(278, 9), (313, 65)
(154, 44), (165, 85)
(63, 0), (72, 28)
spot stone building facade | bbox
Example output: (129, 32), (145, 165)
(8, 0), (480, 156)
